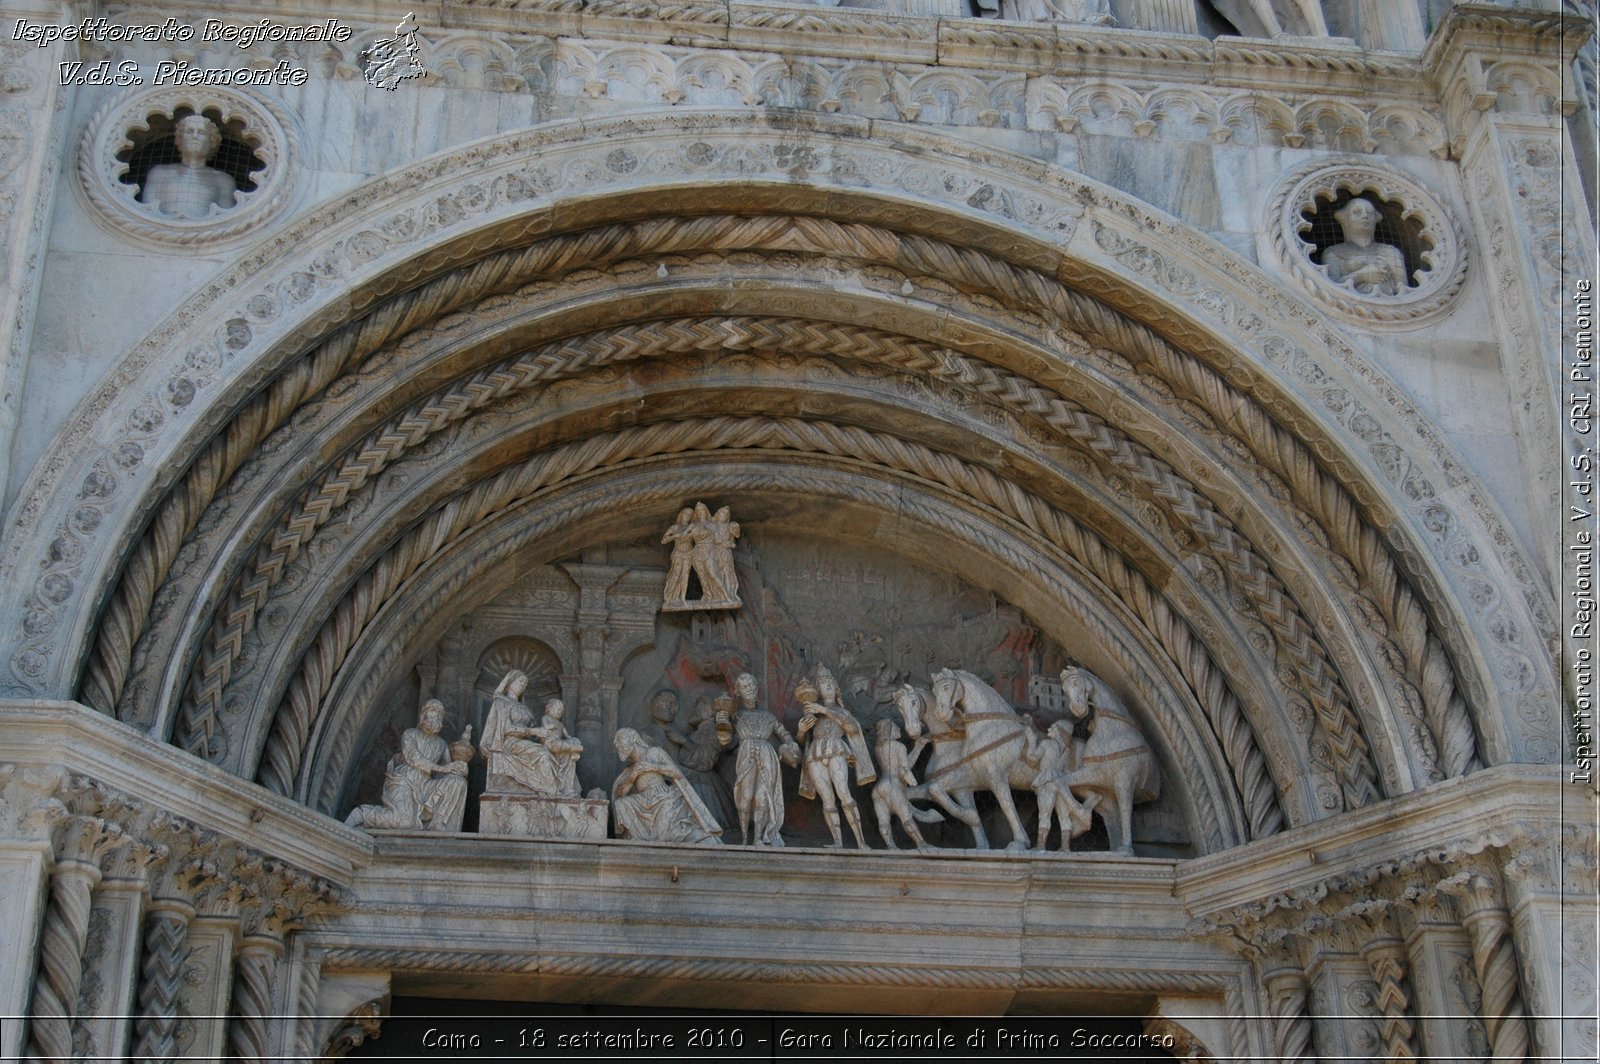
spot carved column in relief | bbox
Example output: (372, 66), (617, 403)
(1431, 8), (1599, 593)
(1300, 913), (1386, 1062)
(0, 764), (66, 1060)
(1255, 927), (1316, 1064)
(561, 561), (625, 790)
(0, 10), (71, 505)
(74, 839), (162, 1063)
(1436, 863), (1531, 1062)
(1393, 881), (1491, 1063)
(25, 814), (130, 1062)
(1345, 901), (1424, 1060)
(1496, 824), (1596, 1063)
(227, 866), (339, 1063)
(132, 819), (222, 1062)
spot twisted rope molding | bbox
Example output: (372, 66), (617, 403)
(317, 946), (1233, 994)
(269, 425), (1275, 846)
(80, 215), (1476, 793)
(176, 314), (1334, 833)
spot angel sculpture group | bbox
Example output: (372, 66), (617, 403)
(346, 664), (1159, 856)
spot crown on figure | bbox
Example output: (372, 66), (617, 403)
(792, 678), (820, 703)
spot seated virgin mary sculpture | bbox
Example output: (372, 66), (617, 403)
(481, 670), (582, 798)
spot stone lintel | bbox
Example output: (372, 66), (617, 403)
(1176, 764), (1576, 918)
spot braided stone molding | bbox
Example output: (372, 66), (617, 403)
(133, 902), (194, 1062)
(175, 311), (1309, 830)
(1268, 158), (1469, 326)
(75, 86), (301, 249)
(301, 463), (1241, 854)
(1438, 869), (1531, 1062)
(1087, 222), (1483, 782)
(263, 420), (1284, 836)
(26, 817), (127, 1063)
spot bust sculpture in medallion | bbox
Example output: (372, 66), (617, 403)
(138, 114), (239, 219)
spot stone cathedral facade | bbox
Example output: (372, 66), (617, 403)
(0, 0), (1595, 1059)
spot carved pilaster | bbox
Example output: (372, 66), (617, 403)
(1499, 824), (1595, 1061)
(1393, 881), (1490, 1062)
(562, 560), (627, 789)
(0, 763), (68, 1060)
(25, 816), (130, 1062)
(1428, 5), (1599, 595)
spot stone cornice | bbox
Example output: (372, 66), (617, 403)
(1425, 2), (1592, 150)
(1177, 764), (1586, 921)
(0, 700), (367, 883)
(108, 0), (1441, 99)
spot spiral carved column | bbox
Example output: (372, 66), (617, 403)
(24, 813), (128, 1064)
(1261, 963), (1315, 1063)
(1442, 871), (1530, 1063)
(227, 933), (284, 1062)
(25, 855), (104, 1062)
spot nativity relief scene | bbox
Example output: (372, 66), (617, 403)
(343, 504), (1175, 857)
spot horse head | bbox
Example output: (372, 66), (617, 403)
(1060, 666), (1098, 721)
(930, 668), (962, 725)
(894, 683), (926, 739)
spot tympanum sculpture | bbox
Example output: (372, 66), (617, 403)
(870, 718), (940, 850)
(138, 114), (240, 219)
(795, 666), (876, 849)
(611, 728), (724, 845)
(345, 699), (471, 832)
(479, 671), (606, 838)
(1056, 667), (1161, 856)
(661, 502), (741, 611)
(719, 672), (799, 846)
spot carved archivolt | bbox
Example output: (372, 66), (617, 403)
(76, 86), (301, 248)
(2, 116), (1549, 850)
(81, 219), (1476, 815)
(1267, 158), (1468, 326)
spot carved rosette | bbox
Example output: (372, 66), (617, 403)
(1267, 158), (1468, 326)
(76, 85), (301, 249)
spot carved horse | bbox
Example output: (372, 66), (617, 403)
(894, 670), (1035, 851)
(1057, 667), (1161, 856)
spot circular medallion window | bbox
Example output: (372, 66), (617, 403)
(78, 87), (300, 247)
(1270, 159), (1467, 326)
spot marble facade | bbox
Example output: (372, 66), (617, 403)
(0, 0), (1594, 1059)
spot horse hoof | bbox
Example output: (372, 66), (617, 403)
(1004, 840), (1030, 853)
(1115, 845), (1135, 857)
